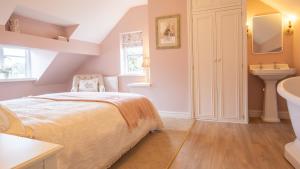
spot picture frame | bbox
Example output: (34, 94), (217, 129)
(156, 15), (181, 49)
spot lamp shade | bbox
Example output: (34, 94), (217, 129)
(142, 57), (150, 68)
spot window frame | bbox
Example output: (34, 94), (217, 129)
(120, 31), (145, 76)
(0, 46), (32, 80)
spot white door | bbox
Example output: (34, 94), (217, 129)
(216, 9), (243, 121)
(193, 12), (217, 120)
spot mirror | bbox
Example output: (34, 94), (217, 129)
(252, 13), (283, 54)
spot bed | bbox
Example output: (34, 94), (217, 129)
(0, 92), (163, 169)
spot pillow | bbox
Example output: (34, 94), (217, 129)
(79, 78), (99, 92)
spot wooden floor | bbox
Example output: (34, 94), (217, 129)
(169, 118), (296, 169)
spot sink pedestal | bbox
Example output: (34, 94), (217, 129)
(249, 64), (296, 122)
(262, 80), (280, 122)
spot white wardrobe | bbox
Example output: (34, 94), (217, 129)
(191, 0), (247, 123)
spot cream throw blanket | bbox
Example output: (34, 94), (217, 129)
(0, 105), (26, 134)
(30, 92), (158, 129)
(1, 92), (163, 169)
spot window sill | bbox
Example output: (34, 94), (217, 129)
(128, 82), (152, 88)
(119, 74), (145, 77)
(0, 78), (37, 83)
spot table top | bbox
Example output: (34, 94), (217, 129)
(0, 134), (63, 169)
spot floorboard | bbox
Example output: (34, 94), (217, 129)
(170, 118), (296, 169)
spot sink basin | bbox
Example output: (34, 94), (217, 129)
(249, 64), (296, 122)
(250, 64), (296, 80)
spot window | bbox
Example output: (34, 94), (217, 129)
(120, 31), (144, 75)
(0, 47), (31, 79)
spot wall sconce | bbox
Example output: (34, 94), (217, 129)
(246, 24), (250, 35)
(286, 20), (294, 34)
(286, 15), (297, 35)
(246, 20), (251, 37)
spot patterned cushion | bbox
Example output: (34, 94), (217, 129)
(71, 74), (105, 92)
(78, 78), (99, 92)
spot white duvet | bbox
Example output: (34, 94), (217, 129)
(0, 92), (163, 169)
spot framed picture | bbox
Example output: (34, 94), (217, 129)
(156, 15), (180, 49)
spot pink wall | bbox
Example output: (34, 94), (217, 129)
(145, 0), (189, 112)
(79, 1), (189, 112)
(0, 82), (68, 101)
(294, 20), (300, 74)
(0, 25), (4, 31)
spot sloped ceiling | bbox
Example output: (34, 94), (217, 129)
(260, 0), (300, 16)
(0, 0), (147, 43)
(36, 53), (90, 85)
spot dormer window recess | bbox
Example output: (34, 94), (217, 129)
(0, 46), (31, 80)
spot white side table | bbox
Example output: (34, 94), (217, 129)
(0, 134), (63, 169)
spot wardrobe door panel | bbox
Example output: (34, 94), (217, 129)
(216, 9), (242, 120)
(218, 0), (241, 8)
(192, 0), (217, 11)
(192, 0), (241, 11)
(193, 13), (217, 120)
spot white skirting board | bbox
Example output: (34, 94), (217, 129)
(248, 110), (290, 119)
(159, 111), (192, 119)
(159, 110), (289, 120)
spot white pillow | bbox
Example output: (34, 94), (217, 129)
(79, 78), (99, 92)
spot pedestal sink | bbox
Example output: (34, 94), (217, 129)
(250, 64), (296, 122)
